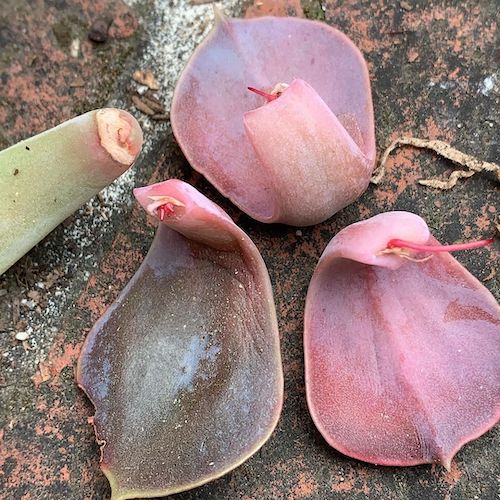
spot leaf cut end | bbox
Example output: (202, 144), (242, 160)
(96, 109), (143, 166)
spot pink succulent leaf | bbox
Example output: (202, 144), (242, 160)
(304, 211), (500, 468)
(171, 14), (375, 226)
(77, 180), (283, 499)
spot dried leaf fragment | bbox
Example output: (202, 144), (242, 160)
(38, 361), (51, 383)
(132, 69), (160, 90)
(131, 95), (155, 115)
(140, 94), (166, 114)
(483, 268), (496, 281)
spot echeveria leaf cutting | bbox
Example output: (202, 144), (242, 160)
(0, 109), (143, 275)
(171, 12), (375, 226)
(304, 211), (499, 468)
(77, 179), (283, 499)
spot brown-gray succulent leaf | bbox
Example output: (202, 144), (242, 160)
(77, 179), (283, 499)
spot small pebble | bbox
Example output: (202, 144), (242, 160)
(70, 38), (80, 58)
(15, 331), (29, 341)
(136, 84), (149, 95)
(88, 18), (110, 43)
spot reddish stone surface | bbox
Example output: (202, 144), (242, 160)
(0, 0), (498, 499)
(0, 0), (138, 147)
(245, 0), (304, 18)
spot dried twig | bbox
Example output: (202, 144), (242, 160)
(419, 169), (475, 189)
(131, 95), (155, 116)
(483, 268), (496, 282)
(371, 136), (500, 189)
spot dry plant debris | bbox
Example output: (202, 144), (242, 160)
(483, 268), (497, 282)
(132, 69), (160, 90)
(371, 137), (500, 189)
(131, 69), (167, 119)
(131, 93), (167, 120)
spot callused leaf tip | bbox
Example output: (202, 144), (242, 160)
(96, 109), (143, 166)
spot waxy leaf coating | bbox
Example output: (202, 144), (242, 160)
(77, 180), (283, 499)
(304, 212), (499, 468)
(171, 14), (375, 226)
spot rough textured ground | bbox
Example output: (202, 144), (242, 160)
(0, 0), (498, 499)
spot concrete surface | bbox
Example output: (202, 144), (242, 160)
(0, 0), (498, 498)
